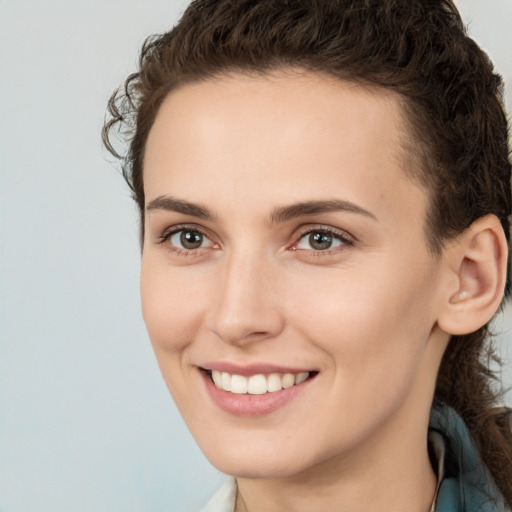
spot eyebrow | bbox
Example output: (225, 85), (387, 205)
(146, 195), (215, 220)
(270, 199), (378, 223)
(145, 195), (377, 223)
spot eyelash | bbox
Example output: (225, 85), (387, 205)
(290, 225), (354, 256)
(157, 224), (216, 257)
(157, 224), (354, 258)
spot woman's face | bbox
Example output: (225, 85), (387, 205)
(141, 72), (450, 479)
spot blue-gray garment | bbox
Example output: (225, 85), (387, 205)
(430, 402), (509, 512)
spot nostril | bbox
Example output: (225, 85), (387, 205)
(210, 324), (276, 346)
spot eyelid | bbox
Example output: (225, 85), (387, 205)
(289, 224), (355, 251)
(157, 223), (219, 255)
(158, 223), (208, 241)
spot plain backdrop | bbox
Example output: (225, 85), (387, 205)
(1, 1), (511, 511)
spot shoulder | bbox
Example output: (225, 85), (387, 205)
(430, 403), (511, 512)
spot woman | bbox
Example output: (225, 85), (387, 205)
(103, 1), (512, 510)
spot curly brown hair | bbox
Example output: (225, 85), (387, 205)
(103, 0), (512, 503)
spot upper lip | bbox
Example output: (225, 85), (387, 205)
(200, 362), (315, 376)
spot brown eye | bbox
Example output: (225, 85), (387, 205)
(180, 230), (204, 249)
(295, 229), (347, 252)
(168, 229), (212, 251)
(309, 232), (334, 250)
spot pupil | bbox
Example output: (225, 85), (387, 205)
(180, 231), (203, 249)
(309, 232), (332, 250)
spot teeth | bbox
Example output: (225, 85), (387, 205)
(247, 374), (267, 395)
(221, 371), (231, 391)
(210, 370), (311, 394)
(267, 373), (282, 392)
(230, 374), (248, 394)
(212, 370), (222, 388)
(295, 372), (309, 384)
(281, 373), (295, 389)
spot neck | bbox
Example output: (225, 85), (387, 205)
(235, 407), (437, 512)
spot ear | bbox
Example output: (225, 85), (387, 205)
(437, 214), (509, 335)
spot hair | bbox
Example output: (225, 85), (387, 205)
(103, 0), (512, 503)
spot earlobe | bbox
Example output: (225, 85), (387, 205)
(438, 215), (508, 335)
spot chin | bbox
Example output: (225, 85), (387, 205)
(197, 435), (321, 479)
(211, 457), (306, 480)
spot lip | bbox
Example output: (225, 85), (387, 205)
(199, 367), (315, 417)
(201, 361), (314, 377)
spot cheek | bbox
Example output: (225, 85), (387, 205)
(140, 262), (211, 413)
(290, 261), (437, 384)
(287, 271), (437, 448)
(140, 262), (207, 353)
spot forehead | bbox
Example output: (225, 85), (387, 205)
(144, 71), (429, 238)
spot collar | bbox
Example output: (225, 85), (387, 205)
(429, 429), (446, 512)
(429, 402), (509, 512)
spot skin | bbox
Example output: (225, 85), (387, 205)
(141, 71), (455, 512)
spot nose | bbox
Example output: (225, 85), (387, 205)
(207, 249), (285, 346)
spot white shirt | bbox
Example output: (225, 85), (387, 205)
(200, 478), (237, 512)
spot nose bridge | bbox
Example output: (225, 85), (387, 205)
(209, 246), (283, 345)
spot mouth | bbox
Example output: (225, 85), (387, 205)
(198, 366), (317, 416)
(207, 369), (313, 395)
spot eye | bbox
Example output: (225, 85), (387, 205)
(169, 229), (211, 250)
(293, 228), (351, 252)
(158, 226), (217, 255)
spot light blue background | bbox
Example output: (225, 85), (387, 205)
(1, 1), (511, 511)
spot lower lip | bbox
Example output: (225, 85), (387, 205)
(201, 371), (313, 417)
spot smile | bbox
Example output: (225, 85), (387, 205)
(201, 365), (317, 416)
(210, 370), (310, 395)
